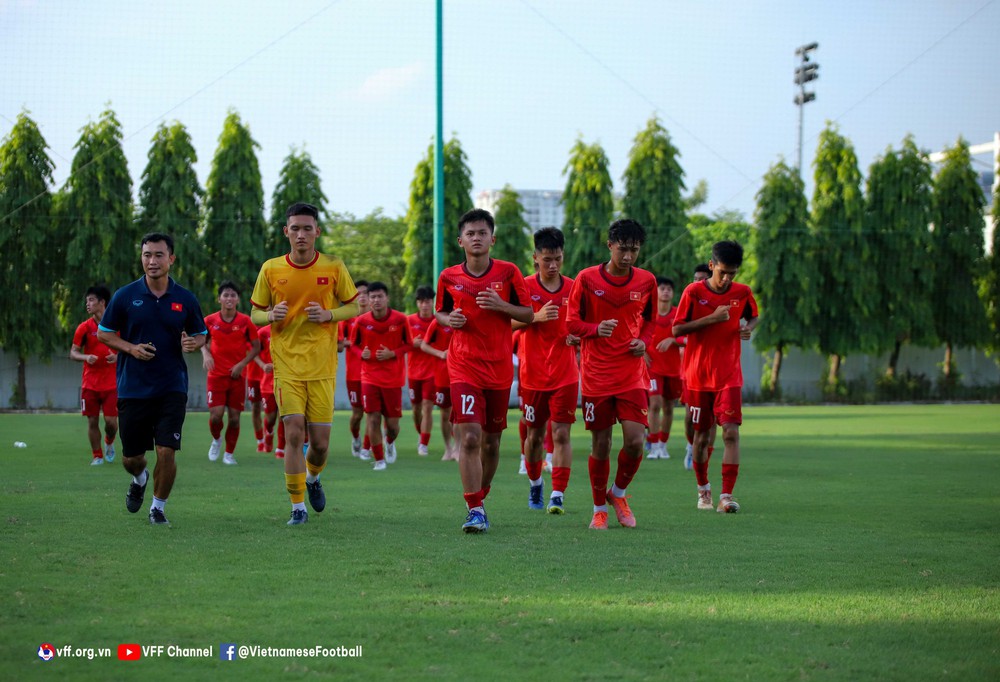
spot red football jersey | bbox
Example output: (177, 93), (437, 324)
(566, 264), (657, 397)
(407, 312), (437, 381)
(648, 307), (682, 377)
(674, 280), (758, 391)
(435, 259), (530, 390)
(257, 325), (275, 394)
(204, 311), (259, 379)
(73, 317), (117, 392)
(520, 274), (579, 392)
(339, 318), (364, 382)
(423, 318), (454, 387)
(350, 309), (412, 388)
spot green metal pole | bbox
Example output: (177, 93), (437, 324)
(433, 0), (444, 278)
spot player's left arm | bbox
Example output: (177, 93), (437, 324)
(739, 292), (760, 340)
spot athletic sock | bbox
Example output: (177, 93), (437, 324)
(285, 472), (306, 504)
(363, 434), (371, 450)
(609, 483), (627, 498)
(209, 419), (222, 440)
(351, 423), (360, 439)
(525, 459), (544, 480)
(551, 466), (570, 494)
(306, 459), (325, 483)
(419, 432), (430, 446)
(104, 435), (114, 445)
(721, 463), (739, 496)
(372, 443), (385, 461)
(588, 456), (610, 506)
(482, 485), (491, 500)
(463, 490), (484, 511)
(132, 470), (148, 486)
(150, 496), (166, 511)
(593, 504), (608, 514)
(254, 427), (264, 441)
(292, 501), (306, 512)
(694, 458), (710, 487)
(613, 448), (642, 491)
(224, 423), (240, 453)
(91, 449), (102, 459)
(659, 431), (668, 443)
(529, 477), (543, 488)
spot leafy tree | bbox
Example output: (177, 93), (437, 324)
(59, 106), (136, 322)
(751, 160), (815, 397)
(687, 209), (758, 291)
(491, 184), (533, 272)
(269, 146), (328, 260)
(810, 123), (877, 392)
(0, 112), (61, 407)
(326, 210), (407, 308)
(864, 136), (936, 376)
(137, 121), (209, 307)
(401, 137), (473, 298)
(930, 139), (990, 382)
(203, 110), (265, 297)
(985, 148), (1000, 357)
(562, 137), (614, 275)
(684, 179), (709, 212)
(622, 116), (694, 283)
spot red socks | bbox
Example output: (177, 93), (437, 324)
(463, 490), (484, 510)
(551, 466), (570, 494)
(209, 418), (222, 440)
(351, 423), (360, 439)
(544, 422), (554, 453)
(588, 456), (610, 506)
(363, 434), (371, 450)
(613, 448), (642, 490)
(525, 459), (544, 480)
(224, 423), (239, 453)
(419, 432), (430, 446)
(721, 463), (739, 495)
(372, 443), (385, 461)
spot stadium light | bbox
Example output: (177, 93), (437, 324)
(794, 42), (819, 176)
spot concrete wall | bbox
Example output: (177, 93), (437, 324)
(1, 342), (997, 410)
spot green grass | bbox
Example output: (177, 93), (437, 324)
(1, 405), (999, 681)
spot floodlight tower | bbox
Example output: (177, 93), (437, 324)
(794, 42), (819, 176)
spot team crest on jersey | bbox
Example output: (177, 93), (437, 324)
(491, 282), (503, 291)
(563, 297), (569, 306)
(389, 325), (399, 332)
(171, 303), (183, 312)
(731, 299), (739, 308)
(595, 290), (605, 296)
(317, 277), (329, 285)
(278, 279), (288, 285)
(132, 300), (143, 307)
(699, 299), (709, 306)
(630, 291), (642, 301)
(454, 285), (464, 291)
(232, 325), (239, 331)
(531, 294), (541, 301)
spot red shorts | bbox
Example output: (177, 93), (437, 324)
(521, 383), (578, 426)
(687, 386), (743, 431)
(262, 391), (277, 415)
(246, 380), (262, 404)
(408, 377), (435, 404)
(346, 380), (363, 409)
(450, 382), (510, 433)
(435, 384), (452, 408)
(206, 375), (245, 410)
(649, 374), (683, 401)
(362, 384), (403, 419)
(582, 389), (649, 431)
(81, 388), (117, 417)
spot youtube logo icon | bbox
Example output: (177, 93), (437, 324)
(118, 644), (141, 661)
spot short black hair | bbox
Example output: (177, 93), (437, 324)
(218, 280), (240, 297)
(711, 240), (744, 267)
(458, 208), (495, 234)
(656, 276), (675, 288)
(533, 227), (564, 252)
(141, 232), (174, 254)
(367, 281), (389, 295)
(355, 279), (369, 289)
(415, 286), (435, 301)
(286, 202), (319, 221)
(693, 263), (711, 276)
(85, 285), (111, 304)
(607, 218), (646, 246)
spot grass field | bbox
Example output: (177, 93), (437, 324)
(1, 405), (999, 681)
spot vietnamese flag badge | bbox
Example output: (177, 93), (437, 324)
(317, 277), (329, 285)
(171, 303), (183, 312)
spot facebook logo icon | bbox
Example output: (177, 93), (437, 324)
(220, 643), (238, 661)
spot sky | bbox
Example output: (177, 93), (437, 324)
(2, 0), (998, 224)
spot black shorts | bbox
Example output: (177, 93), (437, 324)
(118, 392), (188, 457)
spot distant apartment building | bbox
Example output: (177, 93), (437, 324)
(475, 189), (564, 232)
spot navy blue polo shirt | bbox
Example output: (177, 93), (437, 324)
(99, 276), (207, 399)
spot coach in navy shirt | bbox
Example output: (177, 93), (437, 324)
(98, 232), (207, 526)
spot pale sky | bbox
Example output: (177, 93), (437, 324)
(3, 0), (997, 223)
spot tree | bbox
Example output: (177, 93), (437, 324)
(562, 137), (614, 275)
(930, 138), (990, 383)
(491, 184), (533, 272)
(864, 136), (936, 377)
(687, 209), (758, 291)
(0, 112), (61, 407)
(269, 146), (328, 260)
(137, 121), (209, 307)
(203, 110), (265, 297)
(326, 210), (408, 308)
(751, 160), (815, 397)
(810, 123), (877, 392)
(401, 137), (473, 299)
(59, 107), (136, 325)
(622, 116), (695, 283)
(985, 148), (1000, 357)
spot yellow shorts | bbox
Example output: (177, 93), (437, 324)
(275, 377), (335, 425)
